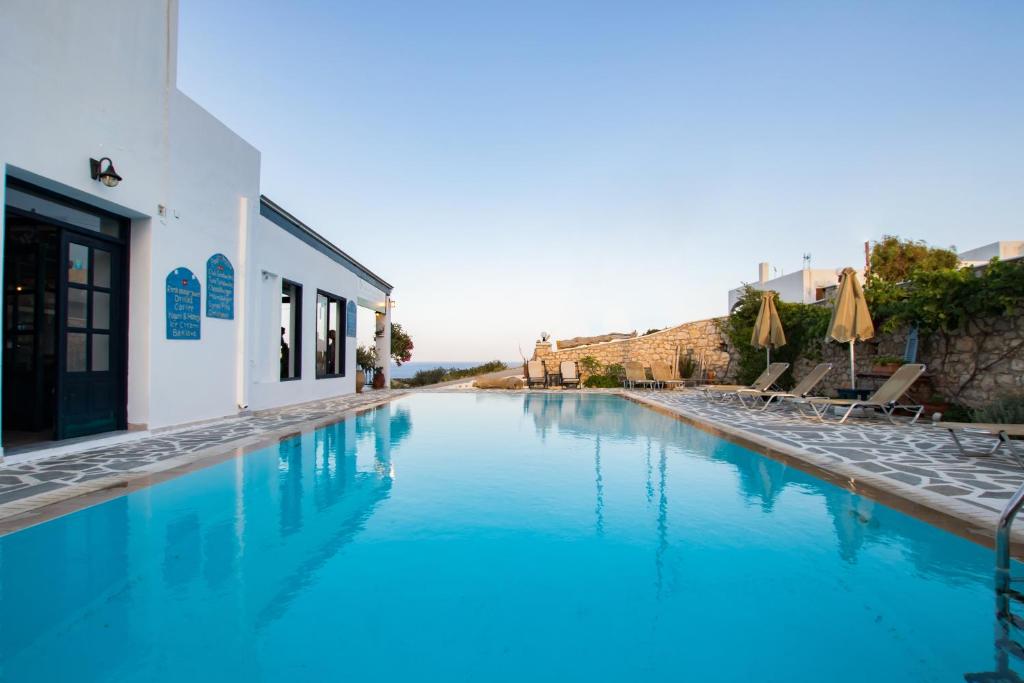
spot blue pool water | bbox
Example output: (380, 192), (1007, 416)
(0, 393), (1016, 681)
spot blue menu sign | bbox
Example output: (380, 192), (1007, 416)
(346, 299), (357, 337)
(166, 268), (201, 340)
(206, 253), (234, 320)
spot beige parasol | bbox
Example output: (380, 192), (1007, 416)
(826, 267), (874, 389)
(751, 291), (786, 367)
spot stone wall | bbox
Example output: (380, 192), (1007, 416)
(536, 310), (1023, 408)
(793, 311), (1024, 407)
(532, 318), (735, 381)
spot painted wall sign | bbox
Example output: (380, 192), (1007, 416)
(206, 253), (234, 320)
(166, 268), (201, 340)
(346, 300), (357, 337)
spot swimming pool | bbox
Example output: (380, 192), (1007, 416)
(0, 393), (1015, 681)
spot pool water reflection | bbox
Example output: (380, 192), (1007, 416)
(0, 393), (1016, 681)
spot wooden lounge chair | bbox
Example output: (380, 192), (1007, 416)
(560, 361), (581, 388)
(702, 363), (789, 401)
(526, 360), (547, 388)
(623, 361), (656, 389)
(934, 421), (1024, 465)
(650, 361), (683, 390)
(737, 363), (832, 410)
(804, 364), (926, 424)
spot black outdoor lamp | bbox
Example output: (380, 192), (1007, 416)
(89, 157), (122, 187)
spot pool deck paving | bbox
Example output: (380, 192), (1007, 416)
(622, 388), (1024, 545)
(0, 384), (1022, 547)
(0, 390), (406, 533)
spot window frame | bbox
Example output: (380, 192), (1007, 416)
(314, 289), (346, 379)
(280, 279), (302, 381)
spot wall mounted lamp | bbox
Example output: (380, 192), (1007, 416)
(89, 157), (122, 187)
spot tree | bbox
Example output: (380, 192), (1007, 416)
(390, 322), (413, 366)
(869, 235), (958, 283)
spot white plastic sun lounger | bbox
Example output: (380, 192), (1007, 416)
(803, 364), (926, 424)
(934, 421), (1024, 466)
(702, 363), (789, 402)
(737, 363), (832, 410)
(560, 361), (581, 388)
(623, 361), (655, 389)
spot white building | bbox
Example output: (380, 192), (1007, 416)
(958, 241), (1024, 266)
(0, 0), (392, 459)
(727, 262), (844, 311)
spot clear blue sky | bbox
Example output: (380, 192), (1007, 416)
(178, 1), (1024, 361)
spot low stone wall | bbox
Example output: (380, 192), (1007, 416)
(538, 310), (1022, 407)
(793, 312), (1024, 407)
(532, 318), (735, 381)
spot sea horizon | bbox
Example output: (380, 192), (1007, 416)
(390, 360), (520, 379)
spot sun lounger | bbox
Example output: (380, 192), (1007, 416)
(560, 361), (581, 388)
(737, 363), (832, 410)
(650, 361), (683, 390)
(934, 421), (1024, 465)
(526, 360), (547, 388)
(803, 364), (926, 424)
(702, 363), (789, 401)
(623, 361), (656, 389)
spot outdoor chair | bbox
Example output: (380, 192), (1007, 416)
(934, 421), (1024, 465)
(701, 363), (789, 401)
(650, 361), (684, 390)
(623, 361), (656, 389)
(737, 363), (832, 410)
(560, 361), (581, 389)
(802, 364), (926, 424)
(526, 360), (547, 388)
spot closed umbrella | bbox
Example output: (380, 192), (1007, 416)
(751, 291), (786, 368)
(826, 267), (874, 389)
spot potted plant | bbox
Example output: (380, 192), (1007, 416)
(356, 346), (378, 393)
(372, 365), (386, 389)
(871, 355), (903, 376)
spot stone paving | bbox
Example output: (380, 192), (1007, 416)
(625, 388), (1024, 536)
(0, 390), (405, 524)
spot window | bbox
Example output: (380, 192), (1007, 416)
(315, 290), (346, 378)
(281, 281), (302, 380)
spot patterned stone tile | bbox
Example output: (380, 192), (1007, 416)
(626, 388), (1024, 536)
(0, 390), (406, 520)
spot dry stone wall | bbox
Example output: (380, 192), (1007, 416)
(793, 311), (1024, 407)
(537, 310), (1022, 408)
(532, 318), (736, 381)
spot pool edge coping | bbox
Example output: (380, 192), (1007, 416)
(0, 393), (407, 536)
(617, 391), (1021, 551)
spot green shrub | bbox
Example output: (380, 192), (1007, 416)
(678, 354), (696, 379)
(972, 395), (1024, 425)
(721, 287), (831, 389)
(578, 356), (602, 376)
(584, 375), (621, 388)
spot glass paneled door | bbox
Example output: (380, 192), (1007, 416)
(57, 233), (124, 440)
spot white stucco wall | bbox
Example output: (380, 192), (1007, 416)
(0, 0), (391, 447)
(145, 92), (260, 429)
(727, 268), (842, 310)
(246, 213), (388, 412)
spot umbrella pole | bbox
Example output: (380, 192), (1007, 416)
(767, 346), (770, 368)
(849, 341), (856, 390)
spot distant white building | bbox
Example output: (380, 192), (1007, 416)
(727, 262), (845, 311)
(958, 241), (1024, 266)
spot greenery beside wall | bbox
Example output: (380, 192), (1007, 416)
(391, 323), (414, 366)
(867, 252), (1024, 400)
(720, 287), (831, 388)
(868, 234), (958, 283)
(398, 361), (508, 388)
(579, 356), (625, 388)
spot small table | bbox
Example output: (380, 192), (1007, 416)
(545, 372), (562, 387)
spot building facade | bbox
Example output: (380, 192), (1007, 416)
(0, 0), (391, 458)
(727, 261), (845, 310)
